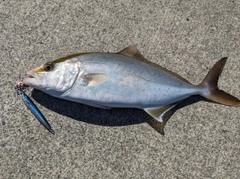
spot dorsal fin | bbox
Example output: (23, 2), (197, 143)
(118, 45), (148, 62)
(119, 46), (192, 84)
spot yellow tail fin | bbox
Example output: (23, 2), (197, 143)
(200, 57), (240, 106)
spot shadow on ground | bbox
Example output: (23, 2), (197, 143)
(31, 89), (207, 133)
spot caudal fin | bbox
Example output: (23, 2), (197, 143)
(199, 57), (240, 106)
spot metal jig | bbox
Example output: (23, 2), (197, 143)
(15, 82), (55, 134)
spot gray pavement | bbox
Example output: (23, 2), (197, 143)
(0, 0), (239, 178)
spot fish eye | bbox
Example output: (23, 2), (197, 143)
(44, 62), (54, 72)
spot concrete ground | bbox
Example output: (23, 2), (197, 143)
(0, 0), (239, 178)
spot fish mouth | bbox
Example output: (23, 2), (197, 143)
(23, 72), (39, 88)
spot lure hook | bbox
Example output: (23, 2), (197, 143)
(15, 82), (55, 134)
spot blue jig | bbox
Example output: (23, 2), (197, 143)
(15, 83), (55, 134)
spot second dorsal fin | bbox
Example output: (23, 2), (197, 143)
(118, 45), (192, 84)
(118, 45), (148, 62)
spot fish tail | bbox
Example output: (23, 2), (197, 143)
(199, 57), (240, 106)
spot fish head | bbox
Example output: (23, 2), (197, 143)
(23, 58), (80, 96)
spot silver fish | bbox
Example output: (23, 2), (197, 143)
(23, 46), (240, 134)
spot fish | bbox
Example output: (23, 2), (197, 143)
(23, 45), (240, 134)
(15, 83), (55, 134)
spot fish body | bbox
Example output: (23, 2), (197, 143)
(23, 46), (240, 134)
(58, 53), (201, 108)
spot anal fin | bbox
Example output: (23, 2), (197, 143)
(144, 103), (177, 135)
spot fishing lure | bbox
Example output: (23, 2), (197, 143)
(15, 82), (55, 134)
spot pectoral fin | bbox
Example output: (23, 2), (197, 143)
(144, 103), (178, 135)
(84, 73), (108, 86)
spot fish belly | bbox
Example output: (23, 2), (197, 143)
(61, 53), (201, 108)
